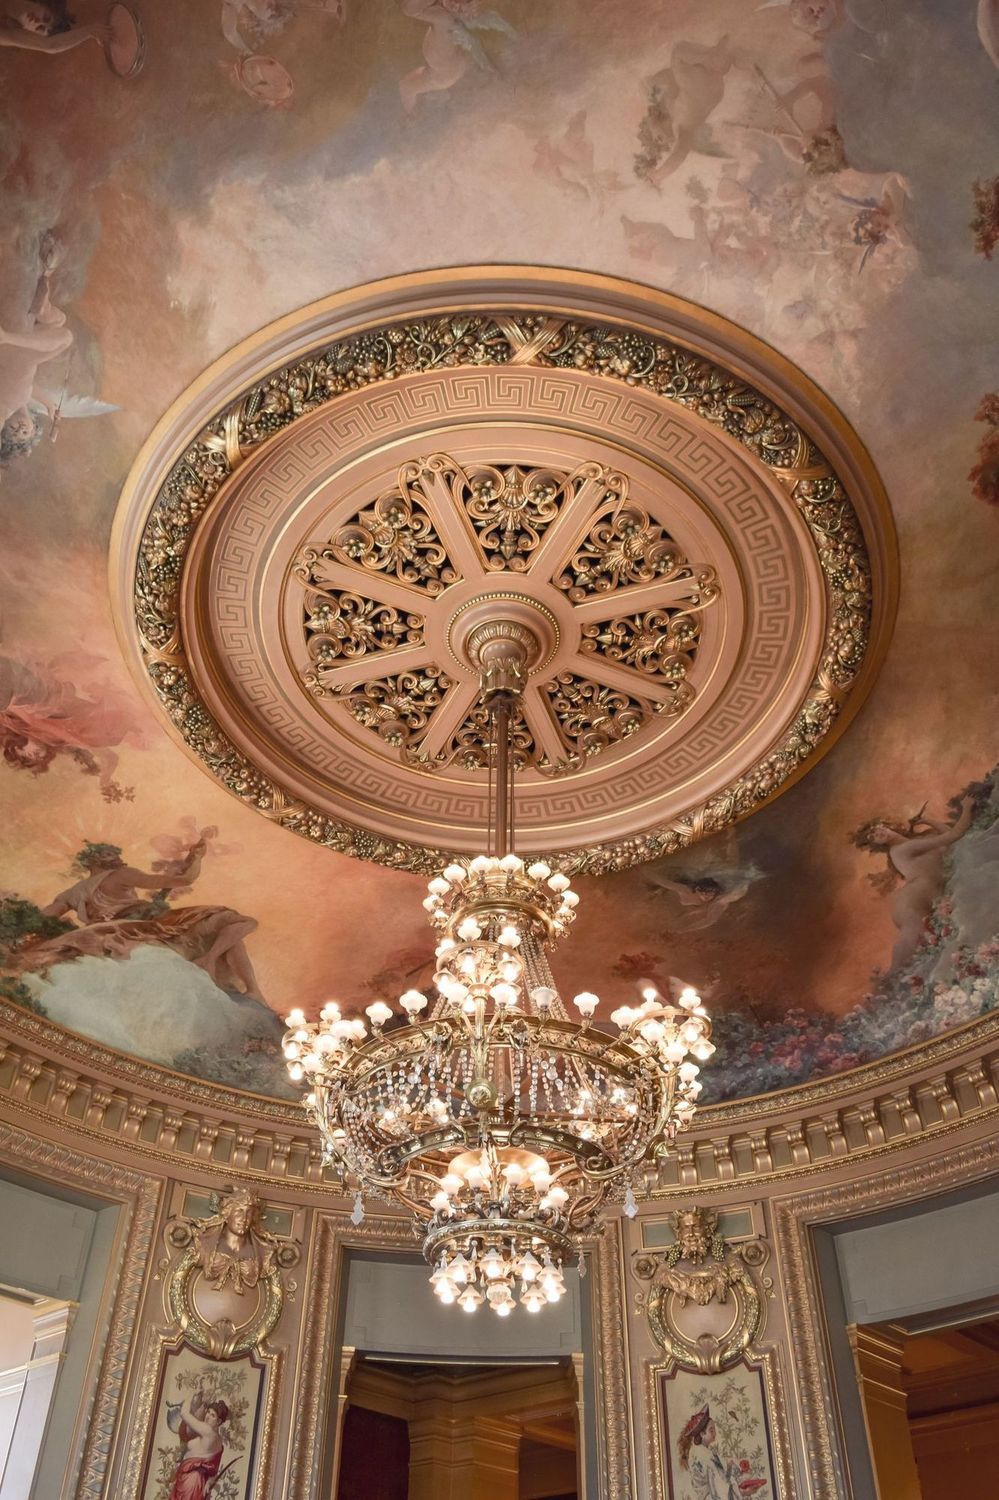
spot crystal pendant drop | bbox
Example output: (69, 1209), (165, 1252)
(350, 1191), (365, 1226)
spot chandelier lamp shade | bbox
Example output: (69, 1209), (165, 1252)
(285, 613), (714, 1314)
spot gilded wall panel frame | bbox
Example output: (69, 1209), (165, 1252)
(0, 1120), (162, 1500)
(644, 1350), (797, 1500)
(284, 1209), (635, 1500)
(120, 1329), (281, 1500)
(771, 1133), (999, 1500)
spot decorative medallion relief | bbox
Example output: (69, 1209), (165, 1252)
(114, 269), (896, 872)
(292, 453), (713, 775)
(163, 1187), (300, 1359)
(634, 1207), (772, 1374)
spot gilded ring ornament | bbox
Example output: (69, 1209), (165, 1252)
(111, 267), (897, 873)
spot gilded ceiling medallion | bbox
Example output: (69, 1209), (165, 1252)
(112, 268), (896, 872)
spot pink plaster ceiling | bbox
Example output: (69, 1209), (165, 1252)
(0, 0), (996, 1105)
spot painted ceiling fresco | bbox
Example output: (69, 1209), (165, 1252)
(0, 0), (997, 1104)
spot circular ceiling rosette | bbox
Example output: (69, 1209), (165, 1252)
(112, 269), (897, 873)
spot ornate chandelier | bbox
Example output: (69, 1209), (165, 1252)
(284, 612), (714, 1315)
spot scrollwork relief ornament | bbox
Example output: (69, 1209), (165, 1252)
(121, 280), (887, 874)
(635, 1207), (772, 1374)
(164, 1187), (300, 1358)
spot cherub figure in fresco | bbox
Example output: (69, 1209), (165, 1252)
(634, 37), (734, 187)
(645, 864), (764, 933)
(736, 63), (847, 175)
(852, 797), (977, 969)
(530, 110), (623, 203)
(164, 1389), (237, 1500)
(25, 834), (265, 998)
(0, 650), (144, 791)
(0, 233), (118, 470)
(398, 0), (515, 113)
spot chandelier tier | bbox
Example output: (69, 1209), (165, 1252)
(285, 608), (714, 1314)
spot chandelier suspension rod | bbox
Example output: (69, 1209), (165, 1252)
(492, 695), (515, 859)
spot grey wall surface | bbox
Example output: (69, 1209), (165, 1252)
(0, 1173), (122, 1500)
(0, 1180), (96, 1301)
(343, 1253), (583, 1357)
(833, 1184), (999, 1323)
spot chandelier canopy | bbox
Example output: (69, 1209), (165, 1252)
(285, 605), (714, 1314)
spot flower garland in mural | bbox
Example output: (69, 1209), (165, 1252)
(699, 768), (999, 1101)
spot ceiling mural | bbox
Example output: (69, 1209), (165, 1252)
(0, 0), (996, 1106)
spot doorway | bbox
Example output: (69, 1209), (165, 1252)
(852, 1311), (999, 1499)
(336, 1355), (581, 1500)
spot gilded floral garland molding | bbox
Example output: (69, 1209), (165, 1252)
(115, 269), (896, 872)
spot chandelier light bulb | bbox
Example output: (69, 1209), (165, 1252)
(458, 1286), (483, 1312)
(498, 924), (521, 947)
(679, 986), (700, 1008)
(547, 1184), (569, 1208)
(527, 861), (551, 880)
(441, 1173), (464, 1195)
(503, 1162), (526, 1186)
(400, 990), (429, 1016)
(499, 853), (523, 873)
(365, 1001), (392, 1028)
(430, 1191), (450, 1212)
(482, 1247), (505, 1280)
(469, 855), (492, 875)
(464, 1165), (485, 1190)
(561, 890), (580, 908)
(443, 864), (467, 883)
(547, 872), (570, 893)
(457, 917), (482, 941)
(530, 986), (556, 1011)
(573, 991), (599, 1019)
(490, 981), (519, 1007)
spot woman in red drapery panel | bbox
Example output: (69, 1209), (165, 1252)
(167, 1391), (231, 1500)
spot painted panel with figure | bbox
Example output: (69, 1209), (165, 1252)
(139, 1345), (266, 1500)
(659, 1363), (779, 1500)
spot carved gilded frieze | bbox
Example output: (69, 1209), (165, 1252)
(113, 269), (896, 874)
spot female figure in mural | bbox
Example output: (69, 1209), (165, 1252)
(677, 1407), (746, 1500)
(32, 836), (265, 998)
(853, 796), (976, 969)
(0, 0), (106, 51)
(167, 1390), (230, 1500)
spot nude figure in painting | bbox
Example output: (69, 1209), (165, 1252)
(166, 1390), (231, 1500)
(32, 836), (264, 998)
(854, 797), (976, 970)
(398, 0), (514, 113)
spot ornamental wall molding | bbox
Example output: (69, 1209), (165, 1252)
(2, 1003), (998, 1198)
(0, 1120), (162, 1500)
(633, 1206), (772, 1374)
(771, 1131), (999, 1500)
(111, 267), (897, 874)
